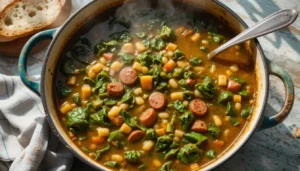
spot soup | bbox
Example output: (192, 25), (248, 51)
(55, 2), (256, 171)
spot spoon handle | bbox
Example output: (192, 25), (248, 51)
(208, 9), (298, 59)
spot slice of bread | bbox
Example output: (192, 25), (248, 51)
(0, 0), (64, 42)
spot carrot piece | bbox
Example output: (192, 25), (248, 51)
(155, 128), (166, 136)
(140, 75), (153, 90)
(214, 139), (224, 147)
(163, 60), (176, 72)
(91, 136), (105, 144)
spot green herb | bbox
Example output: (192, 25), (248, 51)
(95, 144), (110, 160)
(172, 68), (183, 78)
(178, 79), (191, 90)
(104, 161), (120, 168)
(155, 134), (174, 152)
(179, 112), (195, 131)
(156, 81), (169, 92)
(218, 91), (233, 104)
(145, 128), (157, 140)
(103, 99), (118, 106)
(173, 49), (185, 61)
(79, 136), (87, 141)
(150, 37), (166, 50)
(72, 93), (81, 106)
(226, 102), (236, 116)
(229, 117), (240, 126)
(241, 106), (252, 118)
(136, 32), (147, 38)
(121, 110), (147, 131)
(138, 164), (147, 171)
(124, 150), (143, 163)
(208, 123), (220, 138)
(200, 46), (208, 53)
(118, 52), (134, 65)
(152, 53), (163, 65)
(89, 107), (112, 127)
(158, 161), (172, 171)
(164, 148), (179, 160)
(184, 132), (207, 145)
(183, 90), (193, 100)
(189, 57), (202, 66)
(173, 100), (185, 112)
(195, 76), (216, 99)
(160, 25), (176, 41)
(238, 90), (249, 97)
(177, 144), (202, 164)
(66, 107), (89, 133)
(206, 149), (216, 159)
(107, 130), (124, 143)
(94, 40), (119, 56)
(231, 77), (246, 85)
(169, 141), (179, 149)
(81, 147), (91, 153)
(213, 34), (225, 44)
(61, 58), (76, 75)
(121, 91), (135, 108)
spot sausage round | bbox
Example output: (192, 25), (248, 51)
(128, 130), (145, 143)
(139, 108), (157, 127)
(227, 80), (241, 92)
(189, 99), (208, 116)
(149, 92), (167, 110)
(191, 120), (208, 132)
(119, 67), (138, 85)
(107, 82), (124, 97)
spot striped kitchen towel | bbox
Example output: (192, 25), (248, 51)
(0, 74), (73, 171)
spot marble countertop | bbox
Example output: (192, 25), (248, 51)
(0, 0), (299, 170)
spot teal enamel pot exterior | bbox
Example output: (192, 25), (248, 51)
(18, 0), (295, 170)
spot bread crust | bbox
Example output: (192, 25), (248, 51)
(0, 0), (64, 42)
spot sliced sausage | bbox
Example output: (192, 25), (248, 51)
(189, 99), (208, 116)
(119, 67), (138, 85)
(128, 130), (145, 143)
(149, 92), (167, 110)
(191, 120), (208, 132)
(227, 80), (241, 92)
(107, 82), (124, 97)
(139, 108), (157, 127)
(110, 115), (124, 126)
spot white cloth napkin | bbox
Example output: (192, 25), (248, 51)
(0, 0), (92, 170)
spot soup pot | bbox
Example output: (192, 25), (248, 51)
(18, 0), (295, 170)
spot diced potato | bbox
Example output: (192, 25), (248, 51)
(110, 61), (123, 72)
(67, 76), (76, 86)
(99, 57), (106, 65)
(97, 127), (110, 137)
(122, 43), (134, 54)
(233, 94), (242, 103)
(162, 57), (168, 64)
(226, 69), (233, 77)
(166, 43), (177, 52)
(210, 64), (216, 73)
(89, 144), (97, 150)
(120, 123), (132, 134)
(194, 89), (201, 97)
(163, 60), (176, 72)
(143, 140), (154, 151)
(169, 78), (178, 89)
(91, 63), (104, 74)
(176, 60), (188, 68)
(190, 163), (200, 171)
(201, 40), (209, 45)
(155, 128), (166, 136)
(235, 103), (242, 111)
(175, 130), (184, 138)
(111, 154), (123, 162)
(153, 159), (162, 167)
(182, 29), (194, 37)
(173, 137), (180, 142)
(140, 75), (153, 90)
(213, 115), (222, 126)
(191, 33), (201, 42)
(158, 112), (170, 119)
(170, 92), (184, 101)
(119, 103), (129, 110)
(132, 62), (143, 72)
(230, 64), (239, 72)
(81, 85), (91, 99)
(135, 42), (146, 53)
(88, 70), (96, 78)
(108, 106), (122, 118)
(60, 102), (72, 115)
(166, 51), (174, 57)
(218, 75), (227, 86)
(224, 129), (230, 139)
(135, 97), (145, 105)
(193, 66), (205, 73)
(142, 66), (149, 74)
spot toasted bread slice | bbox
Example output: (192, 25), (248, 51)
(0, 0), (64, 42)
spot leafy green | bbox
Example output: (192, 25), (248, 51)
(118, 52), (134, 65)
(57, 82), (72, 97)
(164, 149), (179, 160)
(179, 112), (195, 131)
(90, 107), (112, 126)
(226, 102), (236, 116)
(166, 113), (176, 133)
(109, 31), (132, 43)
(136, 32), (147, 38)
(189, 57), (202, 66)
(156, 81), (169, 91)
(72, 45), (90, 64)
(178, 79), (191, 90)
(66, 107), (89, 132)
(95, 144), (110, 160)
(184, 132), (207, 145)
(200, 46), (208, 53)
(83, 77), (95, 86)
(229, 117), (240, 126)
(150, 37), (166, 50)
(61, 58), (76, 75)
(104, 161), (120, 168)
(160, 25), (176, 41)
(206, 149), (216, 159)
(173, 100), (185, 112)
(138, 164), (147, 171)
(218, 91), (233, 104)
(177, 144), (202, 164)
(138, 50), (152, 66)
(241, 106), (252, 118)
(124, 150), (143, 163)
(145, 128), (157, 140)
(152, 53), (163, 65)
(121, 110), (146, 131)
(208, 123), (220, 138)
(103, 98), (118, 106)
(172, 68), (183, 78)
(155, 134), (174, 152)
(213, 34), (225, 44)
(183, 90), (193, 100)
(149, 65), (168, 87)
(239, 90), (249, 97)
(195, 76), (216, 99)
(121, 91), (135, 108)
(231, 77), (246, 85)
(72, 93), (81, 106)
(94, 40), (119, 56)
(108, 17), (131, 30)
(158, 161), (172, 171)
(173, 49), (185, 61)
(107, 130), (124, 143)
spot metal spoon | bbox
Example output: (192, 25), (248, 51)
(207, 9), (298, 59)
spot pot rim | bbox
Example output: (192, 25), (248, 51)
(40, 0), (269, 170)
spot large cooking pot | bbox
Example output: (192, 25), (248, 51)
(18, 0), (295, 170)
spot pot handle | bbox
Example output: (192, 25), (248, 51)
(260, 60), (294, 129)
(18, 29), (57, 95)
